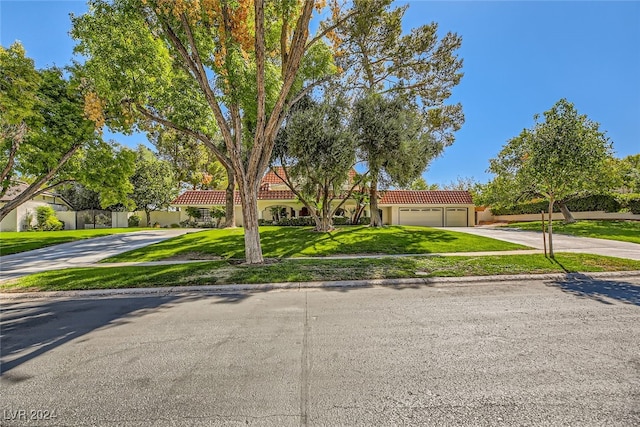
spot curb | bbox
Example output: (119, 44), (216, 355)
(2, 270), (640, 300)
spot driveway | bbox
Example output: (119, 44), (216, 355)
(444, 226), (640, 260)
(0, 229), (200, 282)
(2, 277), (639, 425)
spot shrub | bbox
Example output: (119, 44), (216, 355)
(35, 206), (63, 231)
(170, 223), (181, 228)
(185, 207), (202, 221)
(358, 216), (371, 225)
(180, 220), (198, 228)
(616, 193), (640, 214)
(491, 194), (626, 215)
(128, 215), (141, 227)
(152, 222), (161, 228)
(333, 217), (349, 225)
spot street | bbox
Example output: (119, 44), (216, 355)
(2, 276), (640, 426)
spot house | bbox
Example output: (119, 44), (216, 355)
(0, 182), (76, 231)
(171, 169), (475, 227)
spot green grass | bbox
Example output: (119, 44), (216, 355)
(504, 220), (640, 244)
(3, 253), (639, 292)
(0, 228), (148, 256)
(103, 225), (529, 262)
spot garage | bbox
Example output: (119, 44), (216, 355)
(445, 207), (468, 227)
(398, 208), (443, 227)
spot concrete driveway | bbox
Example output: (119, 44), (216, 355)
(0, 229), (200, 282)
(444, 226), (640, 260)
(2, 277), (639, 425)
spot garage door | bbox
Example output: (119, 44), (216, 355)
(445, 208), (468, 227)
(399, 208), (443, 227)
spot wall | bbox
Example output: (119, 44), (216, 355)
(134, 211), (183, 227)
(0, 208), (18, 232)
(57, 211), (77, 230)
(481, 209), (640, 223)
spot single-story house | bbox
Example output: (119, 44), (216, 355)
(0, 182), (76, 231)
(171, 169), (475, 227)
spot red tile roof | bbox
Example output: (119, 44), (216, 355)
(262, 167), (359, 186)
(172, 189), (473, 206)
(380, 190), (473, 205)
(172, 190), (298, 205)
(262, 167), (287, 185)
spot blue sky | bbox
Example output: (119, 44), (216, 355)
(2, 0), (639, 186)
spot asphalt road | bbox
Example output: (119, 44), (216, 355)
(2, 276), (639, 426)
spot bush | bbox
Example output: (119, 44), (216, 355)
(128, 215), (141, 227)
(616, 193), (640, 214)
(35, 206), (63, 231)
(358, 216), (371, 225)
(170, 223), (181, 228)
(491, 194), (627, 215)
(180, 220), (198, 228)
(333, 217), (349, 225)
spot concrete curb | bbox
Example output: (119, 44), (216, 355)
(2, 270), (640, 300)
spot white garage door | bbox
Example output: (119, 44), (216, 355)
(399, 208), (443, 227)
(445, 208), (468, 227)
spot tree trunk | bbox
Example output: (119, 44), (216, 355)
(369, 174), (382, 227)
(145, 209), (151, 228)
(224, 166), (236, 228)
(0, 144), (80, 222)
(238, 181), (264, 264)
(558, 201), (576, 224)
(548, 197), (555, 258)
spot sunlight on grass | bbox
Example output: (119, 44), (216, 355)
(3, 253), (639, 293)
(103, 225), (529, 262)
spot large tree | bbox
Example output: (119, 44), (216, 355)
(272, 94), (362, 231)
(0, 44), (134, 222)
(486, 98), (613, 257)
(129, 145), (178, 226)
(72, 0), (360, 263)
(337, 0), (464, 226)
(352, 92), (443, 225)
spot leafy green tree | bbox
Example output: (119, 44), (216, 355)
(272, 94), (362, 231)
(408, 176), (439, 191)
(0, 46), (135, 222)
(353, 93), (443, 226)
(486, 99), (613, 257)
(336, 0), (464, 226)
(1, 42), (41, 197)
(616, 154), (640, 193)
(130, 145), (179, 226)
(59, 183), (101, 211)
(71, 0), (361, 263)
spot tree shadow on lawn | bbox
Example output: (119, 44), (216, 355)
(0, 293), (244, 377)
(547, 272), (640, 306)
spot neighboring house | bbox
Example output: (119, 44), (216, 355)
(0, 183), (76, 231)
(171, 169), (475, 227)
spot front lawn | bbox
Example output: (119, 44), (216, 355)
(103, 225), (529, 262)
(0, 228), (148, 256)
(3, 253), (639, 292)
(503, 220), (640, 244)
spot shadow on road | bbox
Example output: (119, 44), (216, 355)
(547, 273), (640, 306)
(0, 295), (212, 376)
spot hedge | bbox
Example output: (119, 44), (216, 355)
(491, 194), (640, 216)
